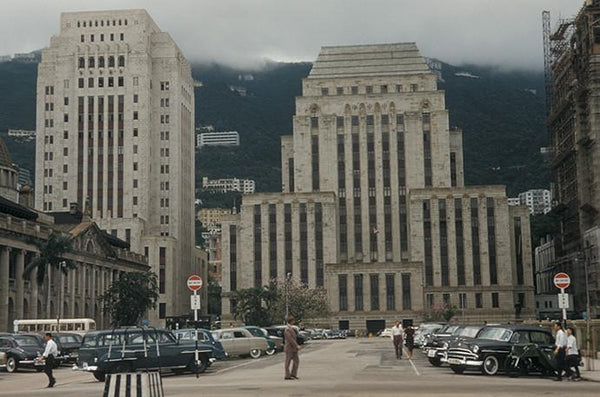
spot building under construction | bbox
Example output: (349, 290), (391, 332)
(544, 0), (600, 318)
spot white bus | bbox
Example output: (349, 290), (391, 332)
(13, 318), (96, 335)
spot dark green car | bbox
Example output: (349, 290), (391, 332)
(74, 328), (214, 381)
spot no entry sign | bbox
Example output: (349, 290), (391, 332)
(187, 275), (203, 291)
(553, 272), (570, 290)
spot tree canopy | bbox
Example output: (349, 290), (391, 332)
(23, 232), (74, 285)
(100, 271), (159, 327)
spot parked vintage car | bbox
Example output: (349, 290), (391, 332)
(414, 323), (446, 348)
(211, 328), (269, 359)
(446, 325), (555, 375)
(243, 326), (279, 355)
(424, 325), (485, 367)
(75, 328), (215, 381)
(0, 335), (46, 373)
(172, 328), (227, 360)
(54, 333), (83, 364)
(264, 326), (306, 345)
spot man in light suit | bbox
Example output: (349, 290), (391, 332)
(284, 316), (301, 380)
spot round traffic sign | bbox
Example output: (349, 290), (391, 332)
(187, 275), (203, 291)
(554, 272), (570, 289)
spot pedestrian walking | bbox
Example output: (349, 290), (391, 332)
(404, 324), (415, 360)
(39, 333), (57, 388)
(391, 321), (404, 359)
(553, 322), (567, 381)
(565, 326), (581, 381)
(284, 316), (300, 380)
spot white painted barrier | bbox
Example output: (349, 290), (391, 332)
(103, 372), (164, 397)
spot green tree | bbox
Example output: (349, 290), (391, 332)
(426, 303), (457, 322)
(232, 285), (278, 326)
(271, 277), (329, 324)
(23, 232), (74, 317)
(100, 271), (159, 327)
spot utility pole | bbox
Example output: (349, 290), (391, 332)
(583, 244), (593, 371)
(285, 272), (291, 322)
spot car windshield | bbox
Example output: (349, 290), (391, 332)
(459, 326), (483, 338)
(58, 335), (80, 344)
(13, 336), (40, 347)
(246, 328), (264, 338)
(443, 325), (460, 334)
(477, 327), (513, 342)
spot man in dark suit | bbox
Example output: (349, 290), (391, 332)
(284, 316), (300, 380)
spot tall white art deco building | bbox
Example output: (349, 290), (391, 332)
(35, 10), (195, 323)
(221, 44), (534, 331)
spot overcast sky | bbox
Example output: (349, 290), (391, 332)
(0, 0), (584, 70)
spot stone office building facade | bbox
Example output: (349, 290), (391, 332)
(221, 43), (534, 330)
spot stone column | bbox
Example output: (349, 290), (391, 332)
(15, 250), (24, 319)
(31, 258), (39, 319)
(0, 247), (9, 331)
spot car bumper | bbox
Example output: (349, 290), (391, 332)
(446, 357), (483, 367)
(72, 363), (98, 372)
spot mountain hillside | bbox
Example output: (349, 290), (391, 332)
(0, 59), (547, 197)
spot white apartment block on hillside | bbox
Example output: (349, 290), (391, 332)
(35, 9), (195, 324)
(197, 131), (239, 148)
(201, 176), (255, 194)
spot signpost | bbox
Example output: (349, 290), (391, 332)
(187, 275), (203, 377)
(553, 272), (571, 324)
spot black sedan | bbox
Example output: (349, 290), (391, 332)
(75, 328), (215, 381)
(446, 325), (554, 375)
(54, 333), (83, 364)
(0, 335), (46, 373)
(424, 325), (485, 367)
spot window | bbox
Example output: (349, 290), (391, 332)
(385, 274), (395, 311)
(370, 274), (379, 311)
(338, 275), (348, 311)
(396, 84), (403, 92)
(160, 81), (169, 91)
(120, 33), (124, 41)
(492, 293), (499, 308)
(78, 57), (85, 68)
(133, 162), (138, 171)
(381, 85), (388, 93)
(63, 181), (68, 190)
(63, 114), (69, 122)
(410, 84), (418, 92)
(80, 34), (84, 43)
(64, 97), (69, 106)
(133, 111), (138, 120)
(402, 274), (411, 310)
(63, 131), (68, 139)
(133, 145), (138, 154)
(118, 76), (124, 87)
(310, 117), (319, 129)
(133, 179), (138, 188)
(63, 147), (68, 156)
(98, 77), (104, 88)
(108, 77), (114, 87)
(475, 293), (483, 308)
(118, 56), (125, 67)
(88, 57), (95, 68)
(133, 94), (138, 103)
(78, 78), (84, 88)
(366, 85), (373, 94)
(354, 274), (363, 311)
(133, 196), (138, 205)
(88, 77), (94, 88)
(321, 87), (329, 95)
(159, 303), (166, 319)
(336, 116), (344, 128)
(133, 128), (138, 137)
(336, 87), (344, 95)
(351, 86), (358, 95)
(100, 33), (104, 42)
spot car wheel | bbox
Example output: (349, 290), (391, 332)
(249, 349), (262, 359)
(5, 356), (17, 373)
(188, 356), (208, 374)
(265, 347), (276, 356)
(450, 365), (466, 374)
(428, 357), (442, 367)
(93, 371), (106, 382)
(482, 355), (500, 376)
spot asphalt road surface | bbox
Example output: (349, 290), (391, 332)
(0, 338), (598, 396)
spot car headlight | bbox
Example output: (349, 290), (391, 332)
(443, 342), (448, 349)
(473, 345), (479, 354)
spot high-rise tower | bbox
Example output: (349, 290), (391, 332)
(35, 10), (195, 323)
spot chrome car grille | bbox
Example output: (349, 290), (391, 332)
(447, 348), (478, 360)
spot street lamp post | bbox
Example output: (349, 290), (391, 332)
(58, 261), (66, 331)
(285, 272), (291, 322)
(583, 244), (593, 371)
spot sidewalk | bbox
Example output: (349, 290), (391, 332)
(579, 357), (600, 382)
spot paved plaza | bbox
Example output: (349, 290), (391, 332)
(0, 338), (599, 396)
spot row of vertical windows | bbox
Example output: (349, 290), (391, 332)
(76, 18), (128, 28)
(229, 225), (237, 291)
(78, 76), (124, 88)
(253, 205), (262, 288)
(299, 203), (308, 284)
(331, 113), (407, 129)
(78, 56), (125, 69)
(423, 200), (433, 286)
(487, 198), (498, 285)
(426, 292), (501, 309)
(338, 273), (411, 312)
(80, 32), (124, 43)
(268, 204), (277, 280)
(319, 83), (420, 96)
